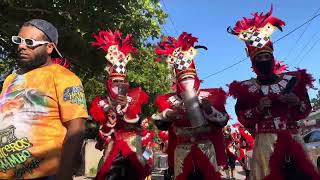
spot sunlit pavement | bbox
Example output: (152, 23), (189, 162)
(73, 176), (94, 180)
(220, 162), (246, 180)
(73, 162), (246, 180)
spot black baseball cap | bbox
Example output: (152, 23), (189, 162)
(24, 19), (63, 58)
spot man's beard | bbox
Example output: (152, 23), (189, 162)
(18, 52), (48, 72)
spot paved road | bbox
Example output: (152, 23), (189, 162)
(74, 162), (246, 180)
(220, 162), (246, 180)
(74, 176), (93, 180)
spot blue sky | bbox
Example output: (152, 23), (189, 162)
(160, 0), (320, 124)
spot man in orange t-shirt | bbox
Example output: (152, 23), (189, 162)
(0, 19), (88, 180)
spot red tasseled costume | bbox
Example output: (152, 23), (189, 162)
(155, 88), (229, 168)
(90, 87), (149, 124)
(92, 87), (150, 180)
(158, 131), (169, 142)
(89, 96), (107, 124)
(154, 93), (175, 112)
(228, 80), (246, 100)
(90, 28), (149, 180)
(296, 68), (315, 89)
(229, 69), (314, 128)
(233, 123), (254, 149)
(95, 138), (150, 180)
(203, 88), (228, 112)
(210, 126), (228, 166)
(229, 80), (256, 125)
(125, 87), (149, 119)
(229, 69), (314, 100)
(153, 31), (228, 179)
(175, 145), (222, 180)
(238, 127), (254, 150)
(203, 88), (229, 165)
(141, 129), (154, 147)
(264, 130), (320, 180)
(229, 69), (316, 179)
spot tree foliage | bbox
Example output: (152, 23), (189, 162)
(0, 0), (171, 117)
(128, 46), (171, 116)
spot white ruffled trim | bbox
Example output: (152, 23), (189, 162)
(99, 128), (114, 137)
(123, 114), (140, 123)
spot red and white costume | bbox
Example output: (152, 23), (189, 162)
(89, 30), (150, 180)
(223, 130), (240, 170)
(233, 123), (254, 178)
(153, 32), (229, 180)
(140, 117), (169, 166)
(228, 6), (320, 180)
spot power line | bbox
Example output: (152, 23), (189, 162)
(273, 13), (320, 43)
(284, 7), (320, 61)
(161, 0), (179, 35)
(162, 26), (170, 35)
(296, 35), (320, 66)
(202, 12), (320, 80)
(291, 29), (320, 65)
(202, 57), (248, 79)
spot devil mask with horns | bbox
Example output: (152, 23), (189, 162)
(227, 5), (285, 79)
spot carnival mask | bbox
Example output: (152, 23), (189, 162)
(179, 78), (195, 91)
(253, 59), (274, 76)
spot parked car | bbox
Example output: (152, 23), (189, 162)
(302, 128), (320, 169)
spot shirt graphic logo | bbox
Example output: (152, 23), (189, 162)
(63, 86), (87, 107)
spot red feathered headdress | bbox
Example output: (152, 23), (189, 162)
(273, 60), (288, 74)
(154, 32), (200, 81)
(227, 5), (285, 59)
(92, 30), (137, 80)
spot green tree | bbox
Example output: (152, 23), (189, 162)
(0, 0), (171, 116)
(1, 0), (172, 139)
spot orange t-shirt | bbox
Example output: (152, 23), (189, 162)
(0, 64), (88, 179)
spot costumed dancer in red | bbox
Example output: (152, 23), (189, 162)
(140, 117), (169, 166)
(233, 123), (254, 179)
(152, 32), (229, 180)
(227, 5), (320, 180)
(222, 125), (239, 180)
(89, 30), (150, 180)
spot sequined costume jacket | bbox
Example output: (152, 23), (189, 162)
(229, 70), (312, 134)
(229, 69), (320, 180)
(154, 88), (228, 180)
(89, 87), (149, 180)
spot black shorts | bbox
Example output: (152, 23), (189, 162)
(227, 156), (236, 169)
